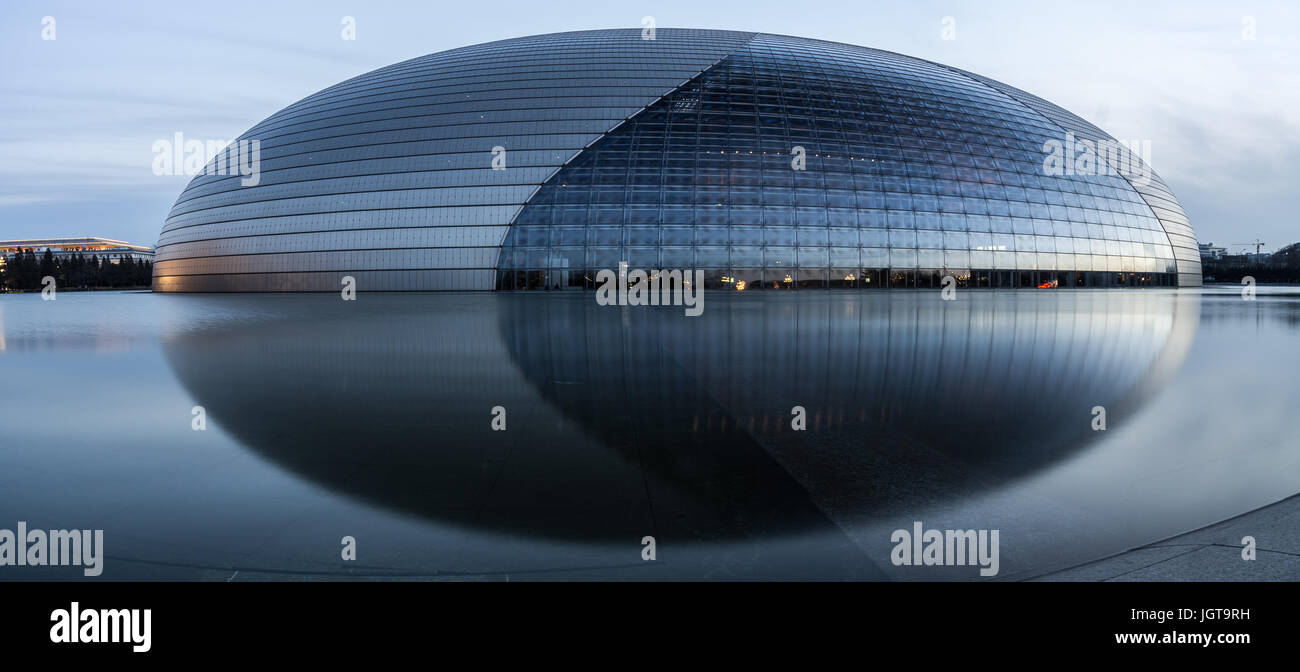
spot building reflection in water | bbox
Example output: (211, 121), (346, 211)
(160, 291), (1197, 546)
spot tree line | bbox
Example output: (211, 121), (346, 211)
(1, 249), (153, 291)
(1203, 242), (1300, 284)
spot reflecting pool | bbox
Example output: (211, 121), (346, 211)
(1, 287), (1297, 580)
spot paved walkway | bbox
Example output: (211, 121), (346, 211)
(1032, 493), (1300, 581)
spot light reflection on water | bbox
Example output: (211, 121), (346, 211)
(0, 287), (1297, 580)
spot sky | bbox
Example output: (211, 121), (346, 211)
(1, 0), (1296, 253)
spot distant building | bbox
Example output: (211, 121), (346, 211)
(1223, 249), (1271, 265)
(0, 237), (154, 265)
(1198, 242), (1227, 262)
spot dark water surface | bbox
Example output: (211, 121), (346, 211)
(1, 287), (1297, 580)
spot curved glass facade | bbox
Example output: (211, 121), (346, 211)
(154, 29), (1200, 291)
(153, 29), (753, 291)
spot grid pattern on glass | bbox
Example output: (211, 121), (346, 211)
(153, 29), (757, 291)
(960, 69), (1201, 286)
(498, 33), (1187, 290)
(148, 29), (1197, 292)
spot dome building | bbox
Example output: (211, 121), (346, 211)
(153, 29), (1200, 292)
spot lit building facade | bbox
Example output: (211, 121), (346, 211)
(154, 29), (1200, 292)
(0, 237), (155, 264)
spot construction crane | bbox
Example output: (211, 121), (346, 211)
(1232, 239), (1267, 256)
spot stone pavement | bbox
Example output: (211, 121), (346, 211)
(1032, 493), (1300, 581)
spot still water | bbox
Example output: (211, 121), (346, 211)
(1, 287), (1297, 580)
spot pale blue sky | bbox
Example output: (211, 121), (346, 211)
(1, 0), (1296, 252)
